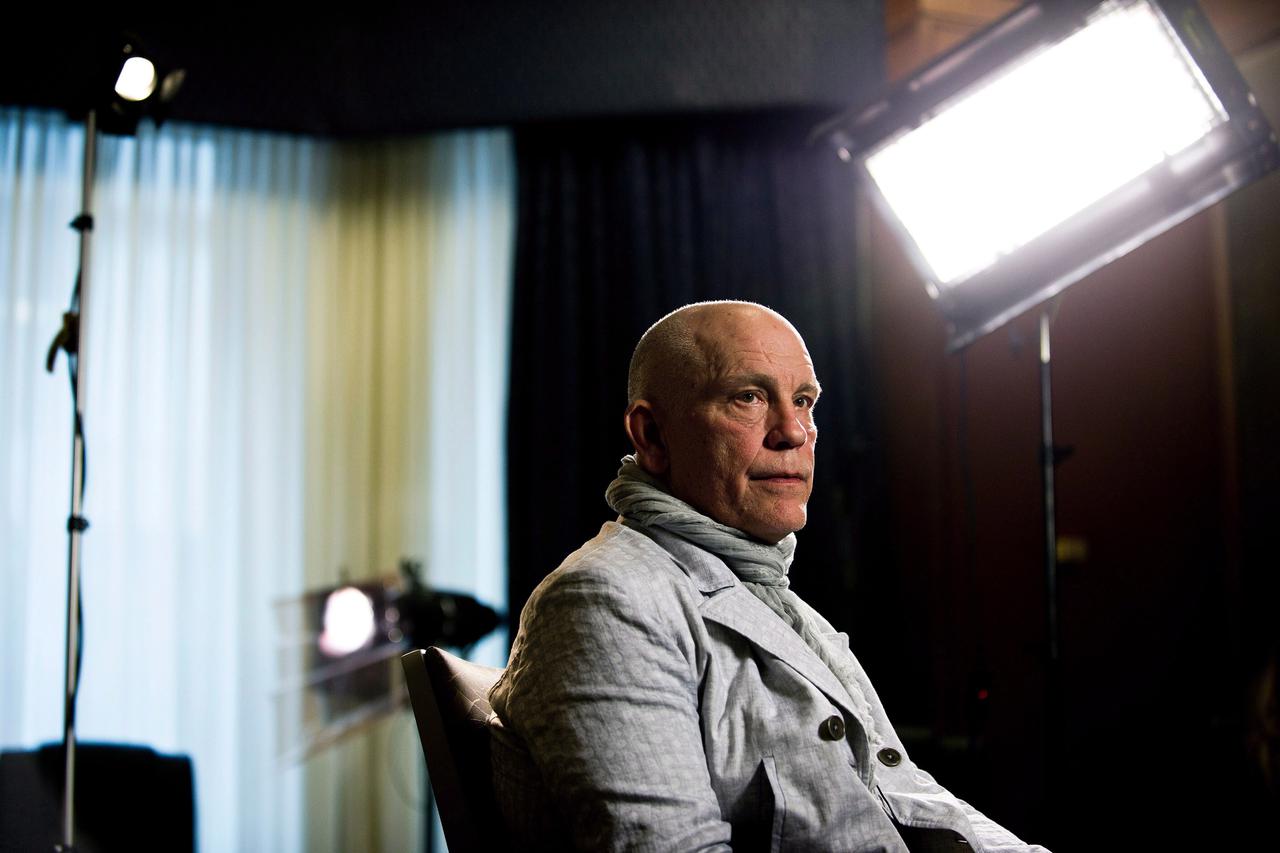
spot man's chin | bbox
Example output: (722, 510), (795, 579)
(745, 515), (807, 545)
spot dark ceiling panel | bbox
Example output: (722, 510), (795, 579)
(4, 2), (884, 137)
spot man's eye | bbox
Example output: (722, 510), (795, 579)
(737, 391), (760, 403)
(794, 396), (814, 409)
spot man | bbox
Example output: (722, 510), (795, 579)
(489, 301), (1048, 851)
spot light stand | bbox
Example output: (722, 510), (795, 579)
(1036, 304), (1066, 815)
(46, 107), (98, 853)
(814, 0), (1278, 836)
(1037, 308), (1059, 669)
(42, 35), (184, 850)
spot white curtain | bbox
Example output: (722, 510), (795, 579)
(0, 108), (513, 852)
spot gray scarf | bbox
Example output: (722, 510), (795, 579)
(605, 455), (876, 739)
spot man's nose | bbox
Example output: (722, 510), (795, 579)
(765, 406), (810, 450)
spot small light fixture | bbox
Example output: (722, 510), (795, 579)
(317, 586), (378, 657)
(81, 34), (185, 135)
(114, 55), (158, 102)
(817, 0), (1278, 350)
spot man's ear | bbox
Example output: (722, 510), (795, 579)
(624, 400), (669, 476)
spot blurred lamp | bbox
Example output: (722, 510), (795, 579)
(114, 55), (159, 102)
(317, 586), (378, 657)
(818, 0), (1278, 350)
(82, 34), (185, 135)
(274, 563), (503, 762)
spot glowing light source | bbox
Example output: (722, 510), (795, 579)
(317, 586), (377, 656)
(114, 56), (158, 102)
(85, 36), (186, 136)
(818, 0), (1278, 349)
(866, 2), (1224, 286)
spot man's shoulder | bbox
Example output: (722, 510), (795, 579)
(568, 519), (675, 567)
(530, 520), (694, 605)
(495, 522), (709, 718)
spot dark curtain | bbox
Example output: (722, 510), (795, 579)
(505, 113), (889, 644)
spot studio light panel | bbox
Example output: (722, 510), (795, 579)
(824, 0), (1278, 349)
(865, 1), (1226, 287)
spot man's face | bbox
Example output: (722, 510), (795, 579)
(661, 308), (820, 544)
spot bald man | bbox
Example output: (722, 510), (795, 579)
(489, 302), (1048, 852)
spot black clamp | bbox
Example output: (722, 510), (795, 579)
(70, 213), (94, 232)
(67, 515), (90, 533)
(45, 311), (80, 372)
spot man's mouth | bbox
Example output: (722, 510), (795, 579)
(749, 472), (808, 483)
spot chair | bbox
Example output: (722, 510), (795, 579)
(401, 647), (509, 852)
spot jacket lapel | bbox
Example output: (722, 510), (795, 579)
(628, 521), (865, 725)
(698, 586), (864, 724)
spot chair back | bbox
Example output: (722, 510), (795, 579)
(401, 647), (508, 852)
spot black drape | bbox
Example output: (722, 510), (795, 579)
(506, 114), (886, 644)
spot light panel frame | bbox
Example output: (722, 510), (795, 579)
(817, 0), (1278, 350)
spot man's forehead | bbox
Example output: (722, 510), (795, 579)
(690, 311), (817, 386)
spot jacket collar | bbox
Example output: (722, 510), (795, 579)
(621, 518), (737, 593)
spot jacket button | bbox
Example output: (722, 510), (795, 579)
(819, 715), (846, 741)
(877, 747), (902, 767)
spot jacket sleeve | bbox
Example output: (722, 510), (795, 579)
(490, 560), (733, 852)
(959, 798), (1052, 853)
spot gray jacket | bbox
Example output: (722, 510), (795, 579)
(490, 521), (1048, 852)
